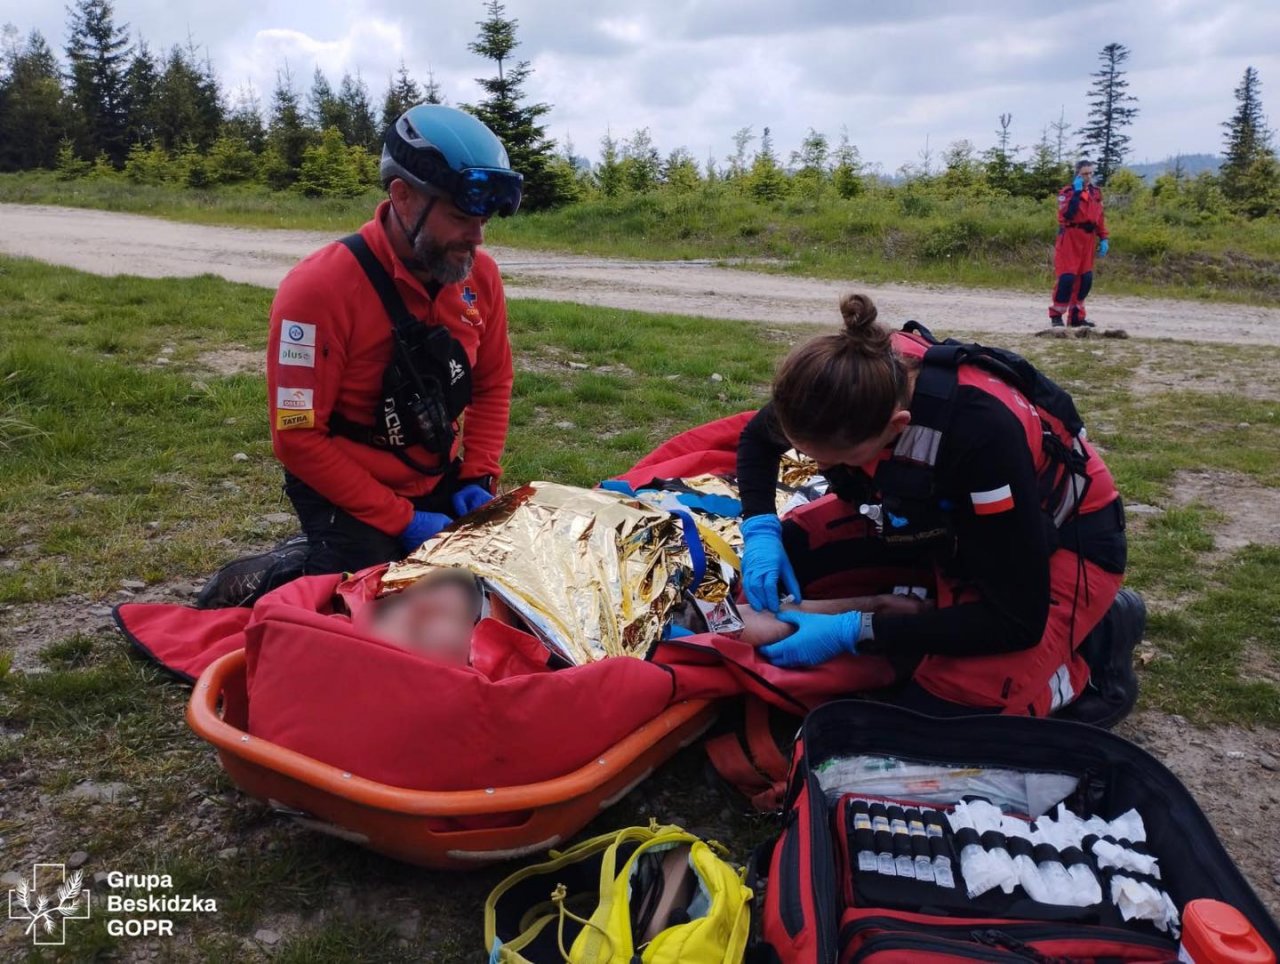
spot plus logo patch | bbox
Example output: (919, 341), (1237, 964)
(460, 285), (481, 324)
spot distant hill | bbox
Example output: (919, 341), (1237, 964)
(1125, 153), (1222, 181)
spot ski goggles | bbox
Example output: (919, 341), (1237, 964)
(415, 152), (524, 218)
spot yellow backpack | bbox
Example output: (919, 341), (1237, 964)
(484, 821), (752, 963)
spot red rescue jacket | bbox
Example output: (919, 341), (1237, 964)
(267, 201), (513, 535)
(1057, 182), (1108, 239)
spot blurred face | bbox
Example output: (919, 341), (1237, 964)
(1078, 165), (1095, 184)
(370, 579), (478, 665)
(389, 180), (489, 285)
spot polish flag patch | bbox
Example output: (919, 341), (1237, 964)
(971, 484), (1015, 515)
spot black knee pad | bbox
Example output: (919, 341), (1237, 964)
(1077, 270), (1094, 302)
(1053, 273), (1077, 304)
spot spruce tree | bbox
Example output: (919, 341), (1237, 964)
(596, 129), (624, 197)
(152, 44), (220, 151)
(465, 0), (563, 209)
(831, 128), (864, 199)
(621, 127), (660, 193)
(338, 72), (377, 149)
(64, 0), (132, 163)
(121, 37), (159, 147)
(747, 126), (787, 201)
(1220, 66), (1276, 212)
(0, 30), (69, 170)
(380, 59), (421, 131)
(1077, 42), (1139, 182)
(224, 86), (266, 153)
(264, 65), (310, 187)
(422, 67), (442, 105)
(307, 67), (344, 132)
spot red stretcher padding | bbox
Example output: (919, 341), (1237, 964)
(113, 414), (893, 864)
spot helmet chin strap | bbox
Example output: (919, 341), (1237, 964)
(390, 194), (437, 264)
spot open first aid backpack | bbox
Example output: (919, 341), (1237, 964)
(757, 700), (1280, 962)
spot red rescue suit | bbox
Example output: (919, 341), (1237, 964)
(1050, 182), (1108, 325)
(267, 200), (514, 536)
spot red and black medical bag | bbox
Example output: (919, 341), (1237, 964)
(756, 700), (1280, 962)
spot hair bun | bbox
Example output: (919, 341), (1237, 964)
(839, 292), (879, 334)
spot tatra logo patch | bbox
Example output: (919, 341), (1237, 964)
(277, 387), (314, 410)
(276, 409), (315, 430)
(278, 343), (315, 367)
(282, 321), (316, 347)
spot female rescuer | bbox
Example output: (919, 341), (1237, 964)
(736, 294), (1137, 717)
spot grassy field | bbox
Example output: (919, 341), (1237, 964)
(3, 171), (1279, 306)
(1, 255), (1278, 959)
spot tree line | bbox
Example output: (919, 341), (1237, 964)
(1, 4), (1276, 218)
(0, 0), (574, 206)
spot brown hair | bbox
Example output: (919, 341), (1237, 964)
(771, 293), (910, 448)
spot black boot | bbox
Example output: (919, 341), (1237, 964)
(1054, 588), (1146, 729)
(1050, 315), (1065, 328)
(194, 533), (310, 608)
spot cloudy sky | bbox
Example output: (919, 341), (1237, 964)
(5, 0), (1279, 171)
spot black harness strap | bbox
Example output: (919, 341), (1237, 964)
(333, 233), (455, 476)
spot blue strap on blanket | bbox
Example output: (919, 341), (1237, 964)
(671, 509), (707, 589)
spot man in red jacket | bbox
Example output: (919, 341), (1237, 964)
(267, 104), (522, 575)
(1049, 159), (1109, 328)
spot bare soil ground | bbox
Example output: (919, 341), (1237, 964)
(4, 203), (1280, 346)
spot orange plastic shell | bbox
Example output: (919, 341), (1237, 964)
(186, 649), (717, 869)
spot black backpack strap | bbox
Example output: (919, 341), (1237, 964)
(900, 320), (941, 344)
(338, 233), (420, 336)
(876, 346), (960, 504)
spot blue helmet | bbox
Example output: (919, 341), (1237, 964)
(381, 104), (523, 217)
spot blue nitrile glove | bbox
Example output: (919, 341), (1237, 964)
(400, 511), (452, 552)
(740, 514), (802, 613)
(1098, 238), (1109, 257)
(452, 484), (494, 517)
(760, 610), (864, 668)
(1072, 175), (1085, 192)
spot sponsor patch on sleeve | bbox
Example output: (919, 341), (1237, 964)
(278, 341), (315, 367)
(971, 484), (1015, 516)
(281, 320), (316, 347)
(276, 387), (314, 410)
(276, 409), (315, 430)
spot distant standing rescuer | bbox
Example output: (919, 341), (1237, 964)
(1048, 159), (1109, 328)
(266, 104), (523, 575)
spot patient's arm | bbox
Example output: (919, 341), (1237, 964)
(738, 594), (934, 647)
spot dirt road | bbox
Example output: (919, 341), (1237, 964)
(2, 203), (1278, 345)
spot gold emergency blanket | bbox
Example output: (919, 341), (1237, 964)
(383, 482), (711, 664)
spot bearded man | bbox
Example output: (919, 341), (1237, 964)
(265, 104), (521, 574)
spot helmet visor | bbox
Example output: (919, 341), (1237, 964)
(451, 167), (524, 218)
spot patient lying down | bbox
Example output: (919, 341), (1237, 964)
(361, 567), (927, 667)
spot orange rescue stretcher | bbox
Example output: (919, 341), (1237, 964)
(187, 649), (717, 870)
